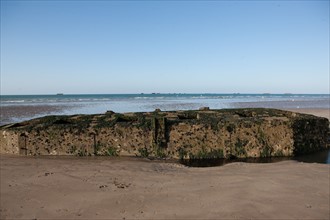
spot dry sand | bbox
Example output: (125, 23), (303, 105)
(0, 108), (329, 219)
(285, 108), (330, 120)
(1, 156), (329, 220)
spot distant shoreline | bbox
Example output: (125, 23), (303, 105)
(1, 92), (329, 96)
(1, 93), (329, 125)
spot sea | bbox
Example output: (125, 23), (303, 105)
(1, 93), (329, 124)
(0, 93), (329, 165)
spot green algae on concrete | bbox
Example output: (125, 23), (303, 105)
(0, 108), (328, 159)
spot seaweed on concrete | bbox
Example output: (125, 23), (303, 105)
(189, 146), (224, 159)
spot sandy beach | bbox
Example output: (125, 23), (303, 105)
(0, 108), (329, 219)
(285, 108), (330, 120)
(1, 155), (329, 220)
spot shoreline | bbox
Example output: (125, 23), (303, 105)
(0, 105), (74, 126)
(1, 104), (329, 125)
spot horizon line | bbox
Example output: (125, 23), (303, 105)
(1, 92), (329, 96)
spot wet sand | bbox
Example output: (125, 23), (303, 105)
(0, 107), (329, 219)
(0, 105), (72, 126)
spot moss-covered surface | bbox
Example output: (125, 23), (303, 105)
(1, 108), (328, 158)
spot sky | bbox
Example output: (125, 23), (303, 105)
(1, 0), (329, 95)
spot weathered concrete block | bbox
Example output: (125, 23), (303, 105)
(0, 108), (328, 159)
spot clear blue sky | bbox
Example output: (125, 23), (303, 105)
(1, 0), (329, 95)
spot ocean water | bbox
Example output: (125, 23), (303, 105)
(1, 93), (329, 165)
(1, 93), (329, 124)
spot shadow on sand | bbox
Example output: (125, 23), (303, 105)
(180, 149), (330, 167)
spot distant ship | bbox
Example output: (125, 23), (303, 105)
(56, 93), (64, 96)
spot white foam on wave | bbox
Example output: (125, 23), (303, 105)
(2, 100), (25, 103)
